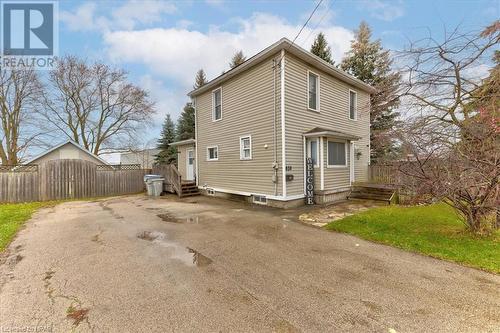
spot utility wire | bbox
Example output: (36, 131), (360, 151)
(291, 0), (324, 46)
(303, 0), (333, 46)
(277, 0), (324, 64)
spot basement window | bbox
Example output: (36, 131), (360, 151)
(253, 195), (268, 205)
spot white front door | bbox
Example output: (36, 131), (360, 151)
(186, 149), (195, 180)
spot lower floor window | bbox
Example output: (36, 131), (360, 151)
(327, 141), (346, 166)
(240, 136), (252, 160)
(207, 146), (218, 161)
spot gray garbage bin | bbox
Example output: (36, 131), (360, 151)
(151, 178), (165, 196)
(144, 174), (163, 196)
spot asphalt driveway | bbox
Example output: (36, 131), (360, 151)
(1, 195), (499, 332)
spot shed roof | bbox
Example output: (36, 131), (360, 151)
(25, 140), (110, 165)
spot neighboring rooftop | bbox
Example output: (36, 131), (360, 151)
(25, 140), (110, 165)
(188, 38), (376, 98)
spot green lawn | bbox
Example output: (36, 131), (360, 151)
(325, 203), (500, 273)
(0, 202), (56, 251)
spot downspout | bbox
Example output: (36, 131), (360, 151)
(280, 49), (286, 198)
(193, 96), (199, 187)
(272, 58), (278, 196)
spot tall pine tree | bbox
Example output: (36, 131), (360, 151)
(176, 103), (195, 141)
(155, 114), (177, 165)
(194, 69), (207, 89)
(229, 50), (246, 69)
(340, 21), (401, 163)
(310, 32), (334, 65)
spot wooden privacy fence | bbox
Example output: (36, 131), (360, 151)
(0, 159), (147, 203)
(369, 164), (401, 184)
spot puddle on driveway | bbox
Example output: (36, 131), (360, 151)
(157, 213), (184, 223)
(137, 231), (212, 267)
(157, 213), (201, 224)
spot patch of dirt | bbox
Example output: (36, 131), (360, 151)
(99, 202), (124, 219)
(273, 319), (300, 333)
(13, 254), (23, 263)
(157, 213), (184, 223)
(137, 231), (161, 241)
(44, 270), (55, 281)
(66, 305), (90, 326)
(361, 300), (383, 313)
(187, 247), (213, 267)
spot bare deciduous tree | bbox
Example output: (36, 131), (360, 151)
(43, 56), (155, 156)
(0, 69), (44, 165)
(396, 21), (499, 233)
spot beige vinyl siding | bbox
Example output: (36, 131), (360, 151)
(176, 144), (194, 180)
(284, 53), (370, 196)
(196, 53), (283, 196)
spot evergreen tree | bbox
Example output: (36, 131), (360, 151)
(229, 50), (246, 69)
(310, 32), (334, 65)
(340, 21), (401, 163)
(176, 103), (195, 141)
(155, 114), (177, 164)
(193, 69), (207, 89)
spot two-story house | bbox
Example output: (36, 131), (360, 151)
(173, 38), (375, 208)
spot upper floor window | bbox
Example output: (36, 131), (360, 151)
(212, 88), (222, 121)
(207, 146), (218, 161)
(349, 90), (357, 120)
(327, 141), (347, 167)
(240, 136), (252, 160)
(308, 71), (319, 111)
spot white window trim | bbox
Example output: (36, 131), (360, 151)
(326, 140), (348, 168)
(212, 87), (222, 122)
(239, 135), (252, 160)
(206, 145), (219, 161)
(349, 89), (357, 121)
(306, 137), (320, 168)
(307, 70), (320, 112)
(252, 195), (267, 205)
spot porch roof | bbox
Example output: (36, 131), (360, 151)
(303, 127), (361, 141)
(170, 139), (196, 147)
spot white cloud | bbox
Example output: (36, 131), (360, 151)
(139, 75), (188, 122)
(111, 0), (177, 30)
(104, 13), (353, 88)
(61, 6), (353, 141)
(60, 0), (177, 32)
(360, 0), (405, 21)
(176, 19), (194, 29)
(60, 2), (99, 31)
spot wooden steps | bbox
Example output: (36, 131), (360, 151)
(180, 182), (200, 197)
(348, 184), (396, 204)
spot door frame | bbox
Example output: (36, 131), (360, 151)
(186, 148), (194, 181)
(349, 142), (355, 184)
